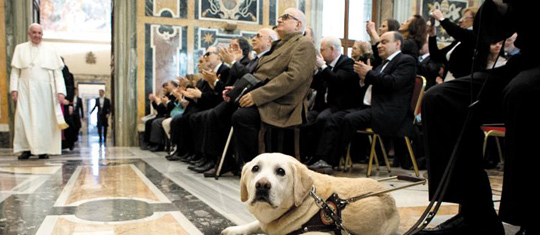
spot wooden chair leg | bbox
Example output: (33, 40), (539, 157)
(367, 134), (378, 177)
(377, 135), (391, 173)
(495, 137), (504, 164)
(482, 131), (490, 159)
(404, 136), (420, 177)
(216, 127), (234, 180)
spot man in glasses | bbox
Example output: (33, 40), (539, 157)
(231, 8), (317, 164)
(187, 28), (279, 177)
(169, 46), (230, 167)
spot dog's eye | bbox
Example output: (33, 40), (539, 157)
(276, 168), (286, 176)
(252, 165), (259, 172)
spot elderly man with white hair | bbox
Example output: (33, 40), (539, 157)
(305, 36), (362, 173)
(10, 23), (67, 160)
(231, 8), (317, 164)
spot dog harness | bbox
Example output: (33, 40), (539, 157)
(289, 176), (426, 235)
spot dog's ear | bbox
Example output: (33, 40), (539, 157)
(240, 161), (251, 202)
(292, 161), (314, 207)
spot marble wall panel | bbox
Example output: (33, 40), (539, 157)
(144, 24), (187, 114)
(195, 0), (263, 24)
(146, 0), (188, 18)
(193, 27), (256, 73)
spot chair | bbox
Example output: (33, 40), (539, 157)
(258, 123), (301, 161)
(344, 75), (426, 177)
(481, 124), (505, 164)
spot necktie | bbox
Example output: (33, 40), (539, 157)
(248, 56), (259, 73)
(375, 59), (390, 72)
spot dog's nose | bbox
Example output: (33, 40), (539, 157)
(256, 178), (271, 190)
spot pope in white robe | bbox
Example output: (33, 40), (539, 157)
(10, 23), (67, 157)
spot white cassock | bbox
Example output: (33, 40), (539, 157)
(10, 42), (67, 155)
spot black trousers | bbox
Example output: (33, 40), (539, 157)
(423, 63), (540, 226)
(201, 102), (237, 159)
(315, 109), (356, 166)
(149, 117), (166, 145)
(231, 106), (260, 163)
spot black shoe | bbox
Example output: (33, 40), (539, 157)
(194, 161), (215, 173)
(188, 160), (206, 171)
(18, 151), (31, 160)
(167, 155), (183, 161)
(180, 154), (196, 163)
(416, 214), (504, 235)
(302, 156), (316, 165)
(204, 165), (240, 178)
(191, 158), (207, 167)
(312, 167), (334, 175)
(149, 144), (164, 152)
(308, 160), (332, 170)
(38, 154), (49, 159)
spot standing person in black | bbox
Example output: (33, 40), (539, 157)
(90, 89), (111, 144)
(60, 58), (77, 150)
(72, 88), (84, 136)
(417, 0), (540, 234)
(429, 8), (489, 82)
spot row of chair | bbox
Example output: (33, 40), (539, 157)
(214, 75), (506, 179)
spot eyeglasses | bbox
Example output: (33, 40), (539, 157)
(204, 51), (218, 57)
(279, 13), (299, 22)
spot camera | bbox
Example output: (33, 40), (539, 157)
(357, 53), (372, 64)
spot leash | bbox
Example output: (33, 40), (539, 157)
(300, 175), (426, 235)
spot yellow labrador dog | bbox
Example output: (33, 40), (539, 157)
(222, 153), (399, 235)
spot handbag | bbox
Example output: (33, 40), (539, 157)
(170, 101), (185, 117)
(226, 73), (263, 105)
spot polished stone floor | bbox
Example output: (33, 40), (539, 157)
(0, 135), (519, 234)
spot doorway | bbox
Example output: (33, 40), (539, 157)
(78, 83), (106, 146)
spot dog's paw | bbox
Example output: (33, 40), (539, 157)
(221, 226), (247, 235)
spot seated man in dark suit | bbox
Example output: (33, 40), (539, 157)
(184, 36), (253, 173)
(302, 36), (362, 165)
(186, 29), (278, 177)
(231, 8), (316, 164)
(168, 46), (230, 162)
(311, 31), (417, 174)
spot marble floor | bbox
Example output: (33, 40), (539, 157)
(0, 135), (519, 234)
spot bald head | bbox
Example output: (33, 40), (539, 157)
(276, 8), (306, 38)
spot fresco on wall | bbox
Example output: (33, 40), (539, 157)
(40, 0), (112, 41)
(195, 0), (263, 24)
(193, 27), (256, 73)
(145, 0), (188, 18)
(145, 24), (188, 113)
(422, 0), (468, 44)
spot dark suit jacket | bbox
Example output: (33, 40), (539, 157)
(429, 19), (489, 79)
(74, 96), (84, 118)
(250, 32), (317, 127)
(184, 63), (230, 113)
(417, 55), (442, 90)
(91, 97), (111, 127)
(312, 54), (363, 112)
(365, 52), (416, 137)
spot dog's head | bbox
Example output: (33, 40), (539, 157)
(239, 153), (314, 223)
